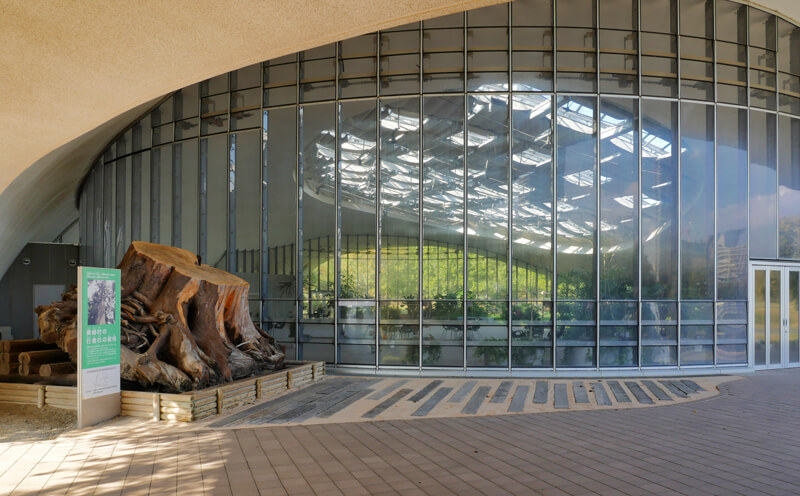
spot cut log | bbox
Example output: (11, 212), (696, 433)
(0, 362), (19, 375)
(34, 241), (284, 392)
(40, 362), (77, 376)
(19, 350), (71, 366)
(0, 352), (20, 364)
(0, 339), (58, 354)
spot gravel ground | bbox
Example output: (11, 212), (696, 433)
(0, 403), (76, 443)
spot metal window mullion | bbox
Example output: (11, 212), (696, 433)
(199, 138), (208, 263)
(375, 94), (381, 367)
(508, 3), (513, 373)
(334, 85), (341, 367)
(463, 10), (468, 372)
(296, 105), (303, 360)
(227, 135), (236, 275)
(596, 2), (601, 371)
(713, 103), (718, 367)
(419, 91), (424, 372)
(677, 97), (682, 369)
(551, 0), (558, 372)
(637, 0), (643, 370)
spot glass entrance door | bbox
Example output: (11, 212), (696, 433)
(751, 265), (800, 368)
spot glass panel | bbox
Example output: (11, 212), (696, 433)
(299, 324), (334, 363)
(681, 301), (713, 322)
(339, 101), (377, 300)
(512, 94), (552, 301)
(102, 160), (114, 267)
(716, 107), (747, 300)
(749, 111), (777, 259)
(265, 108), (298, 300)
(115, 157), (128, 265)
(791, 271), (800, 364)
(599, 0), (636, 30)
(599, 97), (637, 299)
(749, 8), (776, 50)
(779, 116), (800, 259)
(422, 96), (465, 300)
(716, 301), (746, 322)
(556, 326), (595, 367)
(512, 0), (552, 27)
(203, 135), (228, 271)
(680, 103), (714, 299)
(557, 0), (595, 28)
(641, 325), (677, 366)
(232, 131), (260, 296)
(641, 100), (678, 299)
(132, 152), (150, 243)
(642, 301), (677, 323)
(174, 141), (199, 254)
(679, 0), (713, 38)
(338, 302), (376, 365)
(467, 94), (508, 301)
(770, 270), (781, 365)
(301, 100), (337, 358)
(599, 301), (636, 323)
(599, 326), (637, 367)
(380, 98), (420, 300)
(512, 325), (552, 367)
(232, 64), (261, 90)
(420, 300), (458, 366)
(715, 0), (747, 44)
(754, 269), (766, 365)
(641, 0), (676, 34)
(556, 96), (596, 299)
(680, 325), (713, 365)
(467, 326), (508, 367)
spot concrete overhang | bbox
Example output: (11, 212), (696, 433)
(0, 0), (797, 278)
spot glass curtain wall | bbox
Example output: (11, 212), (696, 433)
(80, 0), (800, 372)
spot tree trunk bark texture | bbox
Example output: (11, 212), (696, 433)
(35, 241), (285, 392)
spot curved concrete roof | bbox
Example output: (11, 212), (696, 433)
(0, 0), (797, 277)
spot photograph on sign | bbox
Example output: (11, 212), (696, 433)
(87, 279), (115, 325)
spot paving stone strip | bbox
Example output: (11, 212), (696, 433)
(625, 382), (655, 405)
(270, 381), (379, 423)
(490, 381), (514, 403)
(316, 387), (377, 418)
(641, 380), (672, 401)
(462, 386), (492, 414)
(607, 381), (631, 403)
(533, 381), (549, 404)
(659, 380), (689, 398)
(590, 382), (612, 406)
(681, 379), (706, 392)
(508, 385), (529, 413)
(448, 380), (477, 403)
(553, 384), (569, 409)
(408, 380), (444, 402)
(668, 380), (696, 395)
(209, 380), (346, 427)
(363, 389), (413, 419)
(572, 382), (589, 404)
(367, 379), (409, 400)
(411, 387), (453, 417)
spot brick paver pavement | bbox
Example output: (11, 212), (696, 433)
(2, 369), (800, 495)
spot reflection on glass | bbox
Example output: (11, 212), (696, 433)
(680, 325), (713, 365)
(754, 269), (767, 365)
(641, 325), (677, 366)
(203, 135), (228, 272)
(233, 131), (261, 295)
(680, 103), (714, 299)
(599, 326), (637, 367)
(779, 116), (800, 259)
(770, 270), (781, 365)
(791, 271), (800, 364)
(421, 300), (460, 366)
(716, 324), (747, 364)
(556, 96), (596, 299)
(556, 326), (595, 367)
(300, 103), (336, 361)
(339, 101), (377, 299)
(716, 107), (748, 300)
(423, 96), (465, 299)
(381, 98), (420, 300)
(749, 111), (777, 258)
(174, 140), (198, 254)
(265, 108), (298, 300)
(338, 301), (376, 365)
(512, 94), (553, 301)
(468, 94), (509, 301)
(599, 97), (638, 299)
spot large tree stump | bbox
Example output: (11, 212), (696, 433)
(35, 241), (285, 392)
